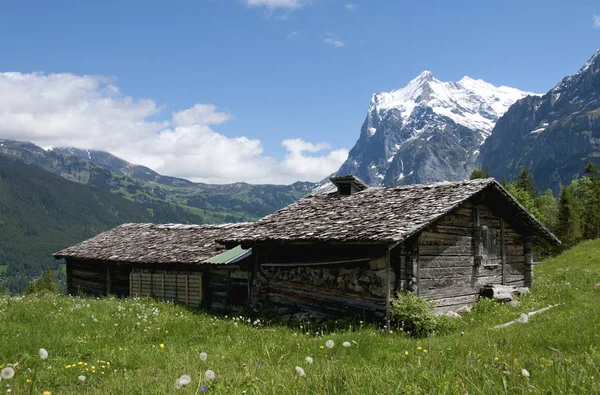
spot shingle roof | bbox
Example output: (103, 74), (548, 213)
(53, 223), (251, 264)
(219, 178), (560, 246)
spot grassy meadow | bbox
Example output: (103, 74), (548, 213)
(1, 240), (600, 394)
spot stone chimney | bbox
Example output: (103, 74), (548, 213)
(329, 175), (369, 196)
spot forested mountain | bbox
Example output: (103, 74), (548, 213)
(0, 153), (207, 292)
(0, 139), (314, 223)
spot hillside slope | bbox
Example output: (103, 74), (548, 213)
(0, 153), (205, 292)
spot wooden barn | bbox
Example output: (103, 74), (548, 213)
(53, 223), (252, 310)
(219, 176), (560, 321)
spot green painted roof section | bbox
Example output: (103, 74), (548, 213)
(206, 245), (251, 264)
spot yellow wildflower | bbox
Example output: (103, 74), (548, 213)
(119, 347), (123, 351)
(42, 392), (52, 395)
(405, 351), (409, 356)
(165, 330), (169, 334)
(423, 349), (428, 353)
(417, 346), (422, 351)
(26, 379), (31, 383)
(494, 357), (499, 361)
(106, 362), (110, 365)
(160, 344), (165, 349)
(84, 363), (88, 366)
(102, 365), (106, 369)
(101, 371), (105, 375)
(319, 345), (324, 350)
(78, 362), (83, 366)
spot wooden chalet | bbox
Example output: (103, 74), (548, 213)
(55, 176), (560, 322)
(53, 223), (253, 310)
(219, 176), (560, 321)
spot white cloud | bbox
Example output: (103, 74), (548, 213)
(245, 0), (308, 10)
(594, 15), (600, 29)
(323, 33), (345, 48)
(0, 72), (347, 184)
(287, 31), (301, 38)
(344, 3), (358, 11)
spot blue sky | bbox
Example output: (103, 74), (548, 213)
(0, 0), (599, 183)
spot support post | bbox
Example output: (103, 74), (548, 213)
(185, 274), (189, 306)
(66, 260), (73, 295)
(500, 218), (506, 285)
(105, 264), (112, 296)
(161, 274), (165, 301)
(385, 247), (391, 333)
(524, 237), (534, 287)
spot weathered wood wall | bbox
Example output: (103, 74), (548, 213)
(67, 259), (131, 296)
(250, 244), (393, 321)
(417, 199), (526, 312)
(130, 270), (203, 307)
(66, 258), (249, 311)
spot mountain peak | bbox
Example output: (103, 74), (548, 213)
(370, 72), (533, 133)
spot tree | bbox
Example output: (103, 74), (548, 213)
(583, 162), (600, 239)
(469, 165), (491, 180)
(555, 186), (583, 248)
(514, 167), (537, 198)
(25, 265), (58, 295)
(534, 189), (558, 231)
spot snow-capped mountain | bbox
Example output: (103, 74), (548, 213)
(334, 71), (535, 187)
(480, 47), (600, 192)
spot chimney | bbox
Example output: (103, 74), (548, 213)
(329, 175), (369, 196)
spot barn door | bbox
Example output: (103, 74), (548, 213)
(480, 226), (500, 266)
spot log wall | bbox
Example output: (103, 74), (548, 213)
(418, 200), (526, 312)
(251, 244), (393, 321)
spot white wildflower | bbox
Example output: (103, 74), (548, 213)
(174, 379), (183, 389)
(342, 341), (351, 348)
(205, 369), (215, 380)
(295, 366), (306, 377)
(38, 348), (48, 360)
(199, 352), (208, 361)
(325, 340), (334, 349)
(521, 368), (530, 378)
(0, 367), (14, 380)
(305, 357), (313, 364)
(179, 375), (191, 386)
(78, 375), (86, 382)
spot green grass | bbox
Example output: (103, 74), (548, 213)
(1, 240), (600, 394)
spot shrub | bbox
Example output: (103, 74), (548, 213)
(391, 291), (450, 337)
(25, 265), (58, 295)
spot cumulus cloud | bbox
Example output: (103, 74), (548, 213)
(0, 72), (348, 184)
(594, 15), (600, 29)
(245, 0), (309, 10)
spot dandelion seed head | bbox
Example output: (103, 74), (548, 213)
(521, 369), (530, 378)
(295, 366), (306, 377)
(1, 367), (15, 379)
(342, 341), (351, 348)
(205, 369), (215, 380)
(179, 375), (191, 386)
(325, 340), (334, 349)
(174, 379), (183, 389)
(38, 348), (48, 360)
(199, 352), (208, 361)
(78, 375), (86, 382)
(305, 356), (313, 364)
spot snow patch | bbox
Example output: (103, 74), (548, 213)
(367, 127), (377, 136)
